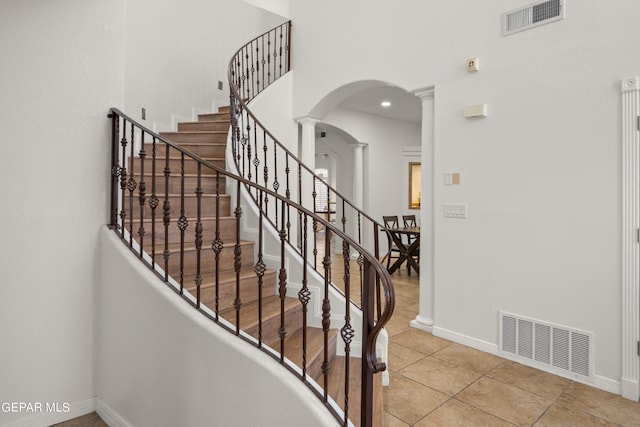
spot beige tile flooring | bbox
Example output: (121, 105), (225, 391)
(51, 412), (107, 427)
(383, 267), (640, 426)
(55, 247), (640, 427)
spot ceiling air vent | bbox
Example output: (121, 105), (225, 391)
(503, 0), (565, 36)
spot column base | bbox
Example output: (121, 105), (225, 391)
(410, 315), (434, 333)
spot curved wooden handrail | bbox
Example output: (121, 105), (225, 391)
(226, 22), (395, 373)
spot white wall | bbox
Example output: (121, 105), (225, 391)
(289, 0), (640, 388)
(96, 229), (336, 427)
(0, 1), (126, 425)
(125, 0), (284, 130)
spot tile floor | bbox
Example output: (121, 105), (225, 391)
(54, 253), (640, 427)
(382, 267), (640, 426)
(51, 412), (107, 427)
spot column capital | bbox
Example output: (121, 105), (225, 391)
(351, 141), (368, 149)
(412, 86), (435, 100)
(295, 116), (321, 126)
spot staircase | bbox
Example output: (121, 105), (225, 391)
(117, 106), (378, 425)
(109, 20), (392, 427)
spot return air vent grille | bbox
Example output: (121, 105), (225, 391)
(503, 0), (565, 35)
(499, 311), (593, 380)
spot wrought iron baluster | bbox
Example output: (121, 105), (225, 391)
(321, 229), (332, 401)
(149, 137), (159, 268)
(341, 240), (354, 426)
(298, 214), (310, 378)
(261, 36), (265, 94)
(245, 46), (250, 100)
(361, 261), (375, 427)
(255, 41), (261, 93)
(272, 139), (280, 225)
(178, 153), (188, 294)
(341, 199), (347, 234)
(262, 131), (269, 215)
(118, 119), (127, 237)
(267, 32), (272, 85)
(109, 113), (120, 230)
(278, 24), (283, 78)
(255, 190), (266, 345)
(285, 153), (291, 243)
(313, 217), (319, 271)
(249, 121), (260, 190)
(286, 21), (292, 72)
(162, 143), (171, 282)
(212, 171), (223, 322)
(127, 122), (136, 247)
(195, 163), (203, 308)
(357, 211), (362, 246)
(137, 130), (146, 257)
(233, 182), (243, 335)
(278, 199), (287, 361)
(250, 41), (255, 98)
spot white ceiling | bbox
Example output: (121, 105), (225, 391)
(337, 85), (422, 124)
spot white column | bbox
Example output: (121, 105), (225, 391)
(351, 142), (368, 252)
(299, 118), (318, 172)
(410, 87), (435, 333)
(621, 76), (640, 401)
(353, 142), (367, 209)
(297, 117), (319, 257)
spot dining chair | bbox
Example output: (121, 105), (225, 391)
(402, 214), (416, 228)
(381, 216), (401, 270)
(402, 214), (420, 271)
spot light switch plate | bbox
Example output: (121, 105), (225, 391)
(443, 203), (468, 218)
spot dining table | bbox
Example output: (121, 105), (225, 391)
(385, 226), (420, 274)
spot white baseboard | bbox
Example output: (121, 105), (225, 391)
(595, 375), (622, 396)
(0, 398), (95, 427)
(96, 399), (132, 427)
(432, 326), (499, 355)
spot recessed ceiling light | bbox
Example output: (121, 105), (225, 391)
(381, 101), (391, 107)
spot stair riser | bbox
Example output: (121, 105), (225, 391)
(160, 132), (228, 144)
(195, 270), (277, 311)
(126, 195), (231, 220)
(131, 157), (224, 175)
(308, 334), (338, 382)
(198, 112), (229, 121)
(125, 217), (238, 245)
(166, 243), (256, 277)
(145, 143), (226, 158)
(136, 174), (227, 194)
(242, 303), (304, 345)
(178, 122), (230, 132)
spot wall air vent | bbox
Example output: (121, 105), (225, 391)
(499, 311), (593, 380)
(503, 0), (565, 36)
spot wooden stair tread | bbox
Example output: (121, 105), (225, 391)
(132, 215), (234, 224)
(180, 120), (229, 125)
(183, 266), (269, 289)
(219, 295), (300, 331)
(161, 131), (228, 136)
(144, 142), (227, 147)
(270, 327), (339, 378)
(166, 239), (253, 252)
